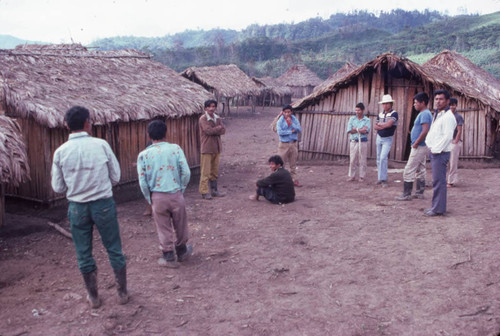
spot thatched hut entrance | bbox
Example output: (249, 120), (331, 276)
(293, 52), (500, 163)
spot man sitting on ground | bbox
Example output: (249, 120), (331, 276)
(249, 155), (295, 204)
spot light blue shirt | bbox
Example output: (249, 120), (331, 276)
(137, 142), (191, 204)
(51, 132), (120, 203)
(410, 109), (432, 146)
(346, 116), (371, 141)
(277, 115), (302, 142)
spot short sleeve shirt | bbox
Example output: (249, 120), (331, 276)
(410, 109), (433, 146)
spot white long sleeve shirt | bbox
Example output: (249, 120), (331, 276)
(426, 109), (457, 154)
(51, 132), (121, 202)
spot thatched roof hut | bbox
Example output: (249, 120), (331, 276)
(292, 52), (500, 163)
(0, 115), (29, 226)
(252, 76), (292, 107)
(277, 64), (323, 99)
(314, 62), (358, 93)
(181, 64), (261, 114)
(0, 44), (213, 204)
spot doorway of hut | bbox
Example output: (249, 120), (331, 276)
(403, 105), (420, 161)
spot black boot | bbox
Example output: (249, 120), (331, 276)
(210, 180), (226, 197)
(175, 244), (193, 262)
(82, 270), (101, 308)
(395, 181), (413, 201)
(414, 179), (426, 199)
(113, 265), (129, 305)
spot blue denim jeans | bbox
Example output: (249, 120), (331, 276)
(68, 197), (126, 274)
(376, 135), (394, 182)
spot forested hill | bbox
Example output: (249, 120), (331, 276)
(91, 10), (498, 80)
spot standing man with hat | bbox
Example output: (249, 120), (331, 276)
(374, 94), (398, 187)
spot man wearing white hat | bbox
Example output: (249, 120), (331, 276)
(374, 94), (398, 187)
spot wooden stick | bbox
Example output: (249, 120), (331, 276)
(47, 221), (72, 239)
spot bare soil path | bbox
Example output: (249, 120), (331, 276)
(1, 106), (499, 335)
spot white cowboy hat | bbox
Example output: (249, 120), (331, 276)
(378, 94), (395, 104)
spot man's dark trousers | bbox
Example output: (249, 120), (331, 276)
(430, 152), (450, 214)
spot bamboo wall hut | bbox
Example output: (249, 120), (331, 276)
(0, 116), (29, 226)
(423, 50), (500, 159)
(252, 76), (292, 107)
(292, 52), (500, 163)
(277, 64), (323, 99)
(0, 44), (213, 205)
(180, 64), (261, 114)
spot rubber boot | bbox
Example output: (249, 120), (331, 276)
(113, 265), (129, 305)
(395, 181), (413, 201)
(413, 179), (426, 199)
(210, 180), (226, 197)
(176, 244), (193, 262)
(82, 270), (101, 309)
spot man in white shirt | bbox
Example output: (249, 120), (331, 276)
(51, 106), (128, 308)
(424, 90), (457, 216)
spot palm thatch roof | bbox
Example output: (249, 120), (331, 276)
(252, 76), (292, 96)
(0, 44), (213, 128)
(314, 62), (358, 92)
(423, 50), (500, 112)
(293, 53), (433, 110)
(278, 64), (322, 87)
(181, 64), (261, 98)
(0, 115), (29, 186)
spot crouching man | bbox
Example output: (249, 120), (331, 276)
(51, 106), (128, 308)
(137, 120), (192, 268)
(249, 155), (295, 204)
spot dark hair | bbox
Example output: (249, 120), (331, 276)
(449, 98), (458, 105)
(65, 106), (90, 131)
(204, 99), (218, 108)
(147, 120), (167, 140)
(434, 89), (450, 100)
(282, 105), (293, 111)
(268, 155), (284, 166)
(413, 92), (429, 105)
(355, 102), (365, 110)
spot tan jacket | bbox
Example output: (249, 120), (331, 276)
(199, 113), (225, 154)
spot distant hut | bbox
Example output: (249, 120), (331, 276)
(314, 62), (358, 93)
(278, 64), (322, 99)
(181, 64), (261, 115)
(0, 116), (29, 226)
(0, 44), (213, 205)
(423, 50), (500, 159)
(292, 52), (500, 163)
(252, 76), (292, 107)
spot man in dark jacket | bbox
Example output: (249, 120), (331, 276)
(249, 155), (295, 204)
(199, 99), (226, 200)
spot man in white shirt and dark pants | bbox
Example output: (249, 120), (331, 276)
(51, 106), (128, 308)
(424, 90), (457, 216)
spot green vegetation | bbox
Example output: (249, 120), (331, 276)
(94, 10), (500, 80)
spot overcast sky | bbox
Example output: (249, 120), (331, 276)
(1, 0), (499, 44)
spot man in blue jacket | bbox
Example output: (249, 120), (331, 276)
(276, 105), (302, 187)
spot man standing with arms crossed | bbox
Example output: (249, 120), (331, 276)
(51, 106), (128, 309)
(424, 89), (457, 216)
(447, 97), (464, 188)
(199, 99), (226, 200)
(346, 103), (370, 182)
(396, 92), (432, 200)
(276, 105), (302, 187)
(137, 120), (192, 267)
(374, 94), (398, 187)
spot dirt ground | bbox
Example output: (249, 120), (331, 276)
(1, 106), (500, 336)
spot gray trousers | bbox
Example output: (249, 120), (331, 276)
(430, 152), (450, 214)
